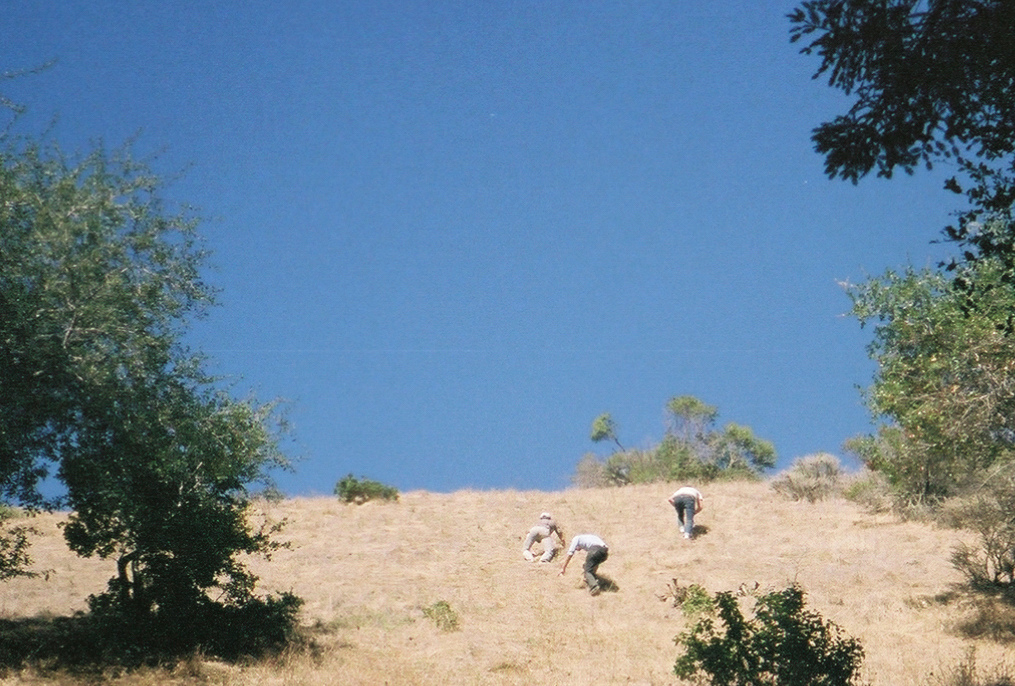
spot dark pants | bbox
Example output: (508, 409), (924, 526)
(674, 495), (696, 534)
(583, 545), (609, 590)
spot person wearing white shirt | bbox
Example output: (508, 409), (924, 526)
(558, 533), (609, 595)
(666, 486), (704, 539)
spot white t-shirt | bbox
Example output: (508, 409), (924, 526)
(670, 486), (702, 503)
(567, 533), (607, 555)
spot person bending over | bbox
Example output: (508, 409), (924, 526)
(559, 533), (609, 595)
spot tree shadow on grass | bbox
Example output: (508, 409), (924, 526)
(0, 614), (116, 674)
(953, 586), (1015, 643)
(0, 609), (313, 674)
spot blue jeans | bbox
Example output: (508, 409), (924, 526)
(674, 495), (696, 534)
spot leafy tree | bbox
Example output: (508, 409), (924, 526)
(790, 0), (1015, 272)
(675, 584), (865, 686)
(590, 412), (624, 452)
(665, 395), (718, 457)
(0, 137), (299, 653)
(0, 508), (36, 581)
(577, 397), (776, 486)
(335, 474), (399, 504)
(711, 423), (778, 474)
(847, 259), (1015, 502)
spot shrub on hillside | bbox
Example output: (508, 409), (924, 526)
(932, 648), (1015, 686)
(422, 600), (460, 632)
(674, 584), (865, 686)
(335, 474), (399, 504)
(771, 453), (842, 503)
(948, 473), (1015, 589)
(841, 469), (894, 514)
(572, 452), (635, 488)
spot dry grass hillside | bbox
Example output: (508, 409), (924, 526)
(2, 480), (1013, 685)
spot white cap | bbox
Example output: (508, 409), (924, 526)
(540, 512), (552, 519)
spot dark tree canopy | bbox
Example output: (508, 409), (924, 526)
(790, 0), (1015, 266)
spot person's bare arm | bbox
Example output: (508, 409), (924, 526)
(695, 497), (704, 514)
(559, 553), (573, 576)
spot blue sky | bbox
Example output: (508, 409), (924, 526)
(4, 2), (959, 494)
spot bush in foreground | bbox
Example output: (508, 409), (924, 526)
(674, 584), (864, 685)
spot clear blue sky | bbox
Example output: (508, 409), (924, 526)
(4, 2), (958, 494)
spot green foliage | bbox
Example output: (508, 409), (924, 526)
(680, 584), (714, 618)
(575, 397), (777, 488)
(335, 474), (399, 504)
(674, 584), (865, 686)
(666, 395), (718, 449)
(422, 600), (460, 632)
(0, 508), (37, 581)
(771, 453), (842, 503)
(590, 412), (624, 451)
(790, 0), (1015, 276)
(0, 135), (299, 653)
(712, 423), (777, 474)
(846, 262), (1015, 503)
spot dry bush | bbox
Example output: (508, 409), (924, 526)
(842, 468), (895, 514)
(571, 453), (611, 488)
(771, 453), (842, 502)
(932, 647), (1015, 686)
(945, 474), (1015, 588)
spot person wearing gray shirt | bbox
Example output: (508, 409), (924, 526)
(559, 533), (609, 595)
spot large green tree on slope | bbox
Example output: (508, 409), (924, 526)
(0, 139), (298, 652)
(792, 0), (1015, 503)
(846, 256), (1015, 501)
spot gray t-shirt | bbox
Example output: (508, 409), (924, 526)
(567, 533), (607, 555)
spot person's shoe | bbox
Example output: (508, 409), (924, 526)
(679, 526), (685, 533)
(523, 550), (534, 561)
(589, 585), (602, 596)
(683, 532), (692, 539)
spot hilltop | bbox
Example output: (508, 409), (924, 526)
(2, 480), (1010, 684)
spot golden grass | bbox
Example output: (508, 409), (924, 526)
(2, 480), (1013, 685)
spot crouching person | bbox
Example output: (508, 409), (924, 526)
(559, 533), (609, 595)
(522, 512), (564, 562)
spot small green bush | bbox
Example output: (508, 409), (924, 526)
(674, 584), (865, 686)
(422, 600), (459, 632)
(680, 584), (714, 618)
(771, 452), (842, 503)
(335, 474), (399, 504)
